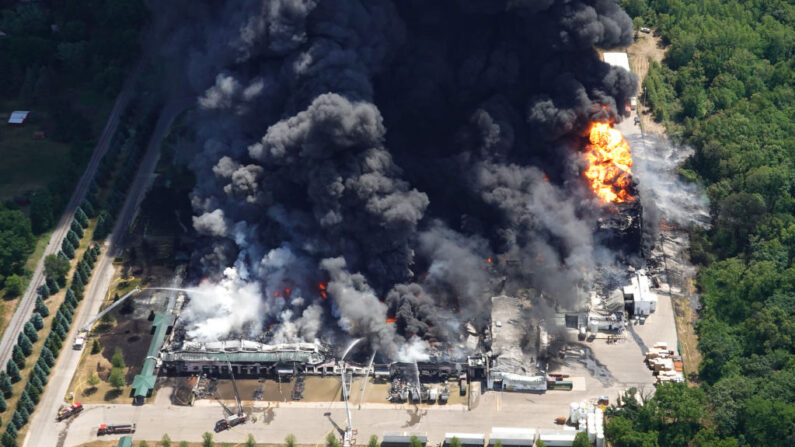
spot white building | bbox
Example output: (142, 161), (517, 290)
(603, 52), (630, 72)
(623, 271), (657, 316)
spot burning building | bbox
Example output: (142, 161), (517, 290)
(146, 0), (643, 369)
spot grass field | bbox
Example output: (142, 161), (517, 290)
(0, 101), (72, 201)
(0, 94), (112, 201)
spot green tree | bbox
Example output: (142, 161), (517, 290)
(1, 432), (15, 447)
(572, 432), (590, 447)
(536, 441), (546, 447)
(0, 372), (12, 397)
(30, 313), (44, 330)
(138, 441), (149, 447)
(35, 296), (49, 317)
(44, 254), (70, 285)
(286, 434), (296, 447)
(87, 373), (100, 388)
(448, 437), (461, 447)
(326, 433), (341, 447)
(12, 346), (25, 368)
(368, 435), (379, 447)
(111, 347), (125, 368)
(91, 339), (101, 354)
(75, 207), (89, 228)
(0, 393), (6, 412)
(6, 361), (20, 383)
(108, 367), (125, 389)
(410, 436), (423, 447)
(160, 434), (171, 447)
(202, 432), (214, 447)
(0, 209), (34, 279)
(66, 230), (79, 248)
(70, 219), (84, 238)
(245, 434), (256, 447)
(61, 239), (75, 259)
(4, 275), (24, 297)
(23, 322), (37, 342)
(178, 442), (189, 447)
(29, 189), (53, 234)
(38, 282), (50, 299)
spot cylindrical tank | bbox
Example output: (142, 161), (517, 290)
(570, 402), (580, 423)
(587, 414), (596, 436)
(596, 433), (605, 447)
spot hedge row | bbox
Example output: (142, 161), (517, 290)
(1, 244), (101, 447)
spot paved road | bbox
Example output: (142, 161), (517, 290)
(61, 381), (628, 447)
(0, 64), (144, 373)
(23, 99), (189, 447)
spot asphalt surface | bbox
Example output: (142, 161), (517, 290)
(23, 99), (188, 447)
(0, 64), (143, 374)
(61, 382), (627, 447)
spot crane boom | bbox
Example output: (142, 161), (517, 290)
(227, 358), (243, 415)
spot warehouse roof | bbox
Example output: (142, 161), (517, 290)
(162, 349), (324, 364)
(8, 111), (29, 124)
(132, 312), (174, 401)
(603, 52), (631, 72)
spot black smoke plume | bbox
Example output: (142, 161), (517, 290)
(152, 0), (637, 359)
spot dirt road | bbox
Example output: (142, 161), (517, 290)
(627, 33), (667, 135)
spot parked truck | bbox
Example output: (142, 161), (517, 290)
(98, 423), (136, 435)
(214, 414), (247, 432)
(56, 402), (83, 421)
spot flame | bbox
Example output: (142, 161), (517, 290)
(486, 257), (492, 264)
(318, 282), (327, 299)
(584, 122), (634, 204)
(385, 317), (397, 324)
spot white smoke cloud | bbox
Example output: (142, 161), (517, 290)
(182, 267), (264, 340)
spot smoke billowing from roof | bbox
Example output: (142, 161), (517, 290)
(155, 0), (640, 360)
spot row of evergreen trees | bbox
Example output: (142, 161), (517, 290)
(1, 244), (100, 447)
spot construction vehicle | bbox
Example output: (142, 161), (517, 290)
(213, 358), (246, 432)
(56, 402), (83, 421)
(98, 423), (136, 435)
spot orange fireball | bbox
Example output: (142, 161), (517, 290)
(584, 122), (634, 203)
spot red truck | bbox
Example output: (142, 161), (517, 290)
(56, 402), (83, 421)
(214, 414), (247, 432)
(98, 423), (136, 435)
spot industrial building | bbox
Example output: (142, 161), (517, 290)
(381, 433), (428, 447)
(623, 271), (656, 316)
(444, 433), (486, 447)
(488, 427), (537, 447)
(486, 295), (548, 392)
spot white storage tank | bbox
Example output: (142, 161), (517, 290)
(570, 402), (580, 423)
(596, 432), (604, 447)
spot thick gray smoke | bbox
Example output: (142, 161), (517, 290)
(153, 0), (641, 359)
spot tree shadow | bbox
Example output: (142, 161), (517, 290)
(104, 389), (123, 401)
(83, 387), (98, 396)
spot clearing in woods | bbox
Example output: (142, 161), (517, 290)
(626, 32), (667, 135)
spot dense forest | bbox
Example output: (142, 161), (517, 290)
(0, 0), (146, 292)
(612, 0), (794, 446)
